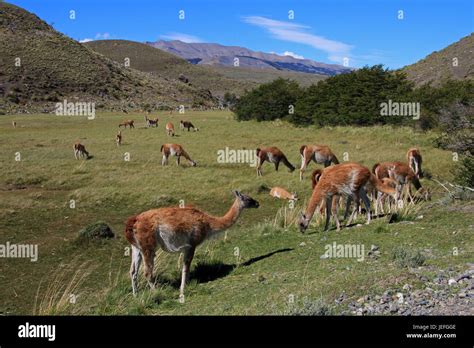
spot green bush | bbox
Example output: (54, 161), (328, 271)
(392, 247), (425, 268)
(78, 221), (114, 240)
(234, 78), (302, 121)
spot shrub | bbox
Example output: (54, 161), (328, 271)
(78, 221), (114, 240)
(392, 247), (425, 268)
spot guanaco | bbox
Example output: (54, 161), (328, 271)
(73, 141), (90, 160)
(256, 146), (295, 176)
(407, 148), (423, 178)
(145, 115), (159, 128)
(161, 143), (196, 166)
(299, 163), (396, 233)
(12, 121), (16, 128)
(124, 191), (259, 296)
(119, 120), (135, 129)
(165, 122), (175, 136)
(116, 131), (122, 147)
(269, 187), (298, 200)
(299, 144), (339, 180)
(180, 120), (198, 131)
(373, 161), (429, 202)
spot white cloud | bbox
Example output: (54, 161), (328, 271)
(160, 32), (202, 43)
(79, 33), (111, 43)
(243, 16), (352, 64)
(281, 51), (304, 59)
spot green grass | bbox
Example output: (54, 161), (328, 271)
(0, 110), (472, 315)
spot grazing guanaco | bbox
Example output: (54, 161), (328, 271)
(145, 115), (159, 128)
(119, 120), (135, 129)
(256, 146), (295, 177)
(116, 131), (122, 147)
(407, 148), (423, 178)
(180, 120), (198, 131)
(373, 161), (429, 202)
(124, 191), (259, 296)
(73, 141), (90, 160)
(269, 187), (298, 201)
(165, 122), (175, 136)
(299, 144), (339, 180)
(299, 163), (396, 233)
(12, 121), (16, 128)
(161, 144), (196, 166)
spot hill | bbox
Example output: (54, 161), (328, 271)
(403, 33), (474, 86)
(147, 40), (351, 76)
(84, 40), (256, 97)
(0, 3), (216, 114)
(85, 40), (327, 96)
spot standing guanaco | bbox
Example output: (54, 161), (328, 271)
(165, 122), (175, 136)
(124, 191), (259, 296)
(299, 163), (396, 233)
(299, 144), (339, 180)
(180, 120), (198, 131)
(116, 131), (122, 147)
(161, 144), (196, 166)
(269, 187), (298, 200)
(12, 121), (17, 128)
(145, 115), (159, 128)
(256, 146), (295, 177)
(73, 141), (90, 160)
(373, 161), (429, 202)
(119, 120), (135, 129)
(407, 148), (423, 178)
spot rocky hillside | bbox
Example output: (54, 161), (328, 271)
(0, 3), (216, 114)
(147, 40), (351, 76)
(403, 33), (473, 86)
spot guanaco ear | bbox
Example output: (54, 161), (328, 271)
(233, 190), (242, 198)
(300, 212), (306, 219)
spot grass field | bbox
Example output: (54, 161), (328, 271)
(0, 111), (472, 315)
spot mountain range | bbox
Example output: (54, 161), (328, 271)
(147, 40), (352, 76)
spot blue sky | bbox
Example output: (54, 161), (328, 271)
(9, 0), (474, 69)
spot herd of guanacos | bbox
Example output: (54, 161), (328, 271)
(66, 115), (429, 297)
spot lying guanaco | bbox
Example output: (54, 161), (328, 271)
(180, 120), (198, 131)
(116, 131), (122, 147)
(165, 122), (175, 136)
(407, 148), (423, 178)
(119, 120), (135, 129)
(73, 141), (90, 160)
(269, 187), (298, 200)
(299, 144), (339, 180)
(299, 163), (396, 233)
(161, 143), (196, 166)
(124, 191), (259, 296)
(256, 146), (295, 176)
(145, 115), (159, 128)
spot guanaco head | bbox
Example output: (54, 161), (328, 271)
(234, 191), (259, 209)
(190, 160), (197, 167)
(299, 213), (310, 233)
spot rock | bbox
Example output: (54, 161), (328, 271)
(416, 215), (424, 220)
(448, 278), (457, 286)
(403, 284), (411, 291)
(78, 221), (114, 240)
(458, 292), (467, 298)
(396, 292), (404, 303)
(389, 303), (399, 313)
(299, 242), (306, 247)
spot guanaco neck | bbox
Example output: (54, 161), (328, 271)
(208, 198), (243, 234)
(304, 188), (323, 221)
